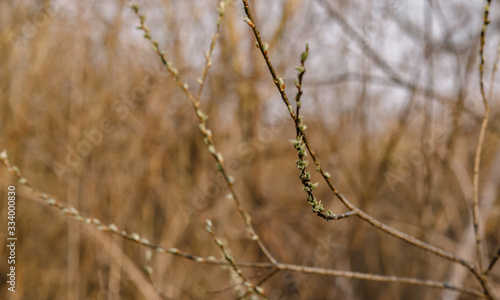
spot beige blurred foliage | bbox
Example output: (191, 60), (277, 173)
(0, 0), (500, 299)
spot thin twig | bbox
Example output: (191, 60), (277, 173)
(0, 150), (489, 298)
(256, 267), (280, 286)
(275, 263), (488, 298)
(316, 0), (487, 124)
(144, 250), (173, 299)
(290, 43), (358, 220)
(472, 0), (492, 273)
(129, 3), (277, 265)
(205, 220), (268, 299)
(195, 1), (227, 103)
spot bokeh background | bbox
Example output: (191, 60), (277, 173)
(1, 0), (500, 299)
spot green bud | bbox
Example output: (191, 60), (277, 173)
(310, 182), (319, 190)
(301, 43), (309, 62)
(129, 4), (139, 13)
(262, 43), (269, 52)
(294, 65), (305, 73)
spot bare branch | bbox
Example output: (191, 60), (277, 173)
(130, 4), (277, 265)
(472, 0), (492, 273)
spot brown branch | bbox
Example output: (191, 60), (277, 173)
(240, 0), (497, 298)
(206, 220), (268, 299)
(129, 3), (277, 265)
(472, 0), (492, 273)
(275, 263), (488, 298)
(486, 248), (500, 275)
(316, 0), (485, 123)
(0, 148), (488, 299)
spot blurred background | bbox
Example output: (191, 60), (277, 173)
(1, 0), (500, 299)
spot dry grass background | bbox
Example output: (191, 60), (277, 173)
(1, 0), (500, 299)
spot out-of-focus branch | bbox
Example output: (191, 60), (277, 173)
(1, 150), (487, 298)
(316, 0), (486, 123)
(206, 220), (268, 299)
(487, 248), (500, 275)
(472, 0), (492, 273)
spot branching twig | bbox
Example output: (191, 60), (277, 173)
(205, 220), (268, 299)
(0, 150), (269, 268)
(143, 250), (173, 299)
(129, 3), (277, 265)
(1, 1), (498, 298)
(315, 0), (484, 121)
(195, 1), (227, 102)
(290, 43), (358, 220)
(486, 248), (500, 275)
(241, 0), (497, 298)
(0, 148), (489, 297)
(256, 267), (280, 286)
(274, 263), (488, 298)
